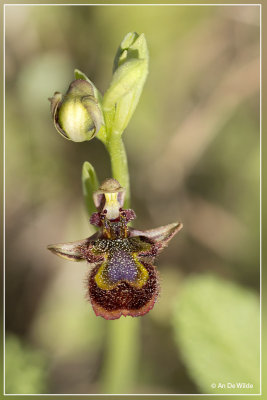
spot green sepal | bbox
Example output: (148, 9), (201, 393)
(74, 68), (90, 81)
(74, 68), (103, 104)
(75, 69), (107, 143)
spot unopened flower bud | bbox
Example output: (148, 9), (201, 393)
(49, 79), (104, 142)
(113, 32), (148, 71)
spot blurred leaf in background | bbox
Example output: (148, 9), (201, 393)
(5, 335), (48, 394)
(173, 274), (260, 394)
(31, 267), (105, 360)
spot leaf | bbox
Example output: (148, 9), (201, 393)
(103, 59), (146, 110)
(5, 335), (48, 394)
(82, 161), (99, 217)
(102, 33), (148, 136)
(31, 274), (105, 359)
(172, 274), (260, 394)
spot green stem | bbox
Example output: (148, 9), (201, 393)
(101, 318), (140, 394)
(107, 132), (130, 209)
(99, 122), (140, 393)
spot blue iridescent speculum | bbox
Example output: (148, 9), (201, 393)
(48, 178), (183, 320)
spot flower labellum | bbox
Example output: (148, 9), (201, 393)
(47, 179), (183, 320)
(49, 79), (104, 142)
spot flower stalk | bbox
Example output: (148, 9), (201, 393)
(107, 133), (130, 209)
(101, 318), (140, 394)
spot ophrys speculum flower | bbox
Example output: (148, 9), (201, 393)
(48, 179), (182, 320)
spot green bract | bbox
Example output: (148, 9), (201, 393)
(103, 32), (149, 135)
(49, 79), (104, 142)
(82, 161), (99, 217)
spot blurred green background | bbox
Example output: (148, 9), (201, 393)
(5, 4), (260, 395)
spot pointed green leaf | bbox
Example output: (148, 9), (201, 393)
(82, 161), (99, 217)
